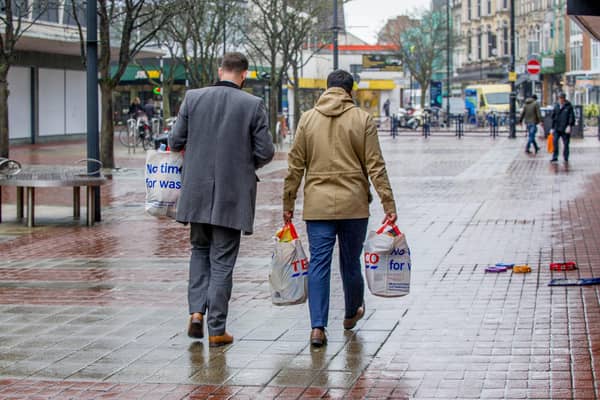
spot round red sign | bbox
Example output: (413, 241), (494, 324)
(527, 59), (541, 74)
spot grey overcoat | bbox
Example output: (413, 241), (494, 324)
(169, 81), (275, 234)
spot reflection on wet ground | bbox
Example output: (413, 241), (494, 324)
(1, 135), (600, 398)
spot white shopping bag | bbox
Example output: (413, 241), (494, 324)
(144, 150), (183, 218)
(364, 222), (411, 297)
(269, 223), (308, 306)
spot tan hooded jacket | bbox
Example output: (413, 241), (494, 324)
(283, 87), (396, 220)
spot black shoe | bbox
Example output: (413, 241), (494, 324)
(564, 159), (568, 163)
(534, 147), (540, 154)
(525, 150), (531, 154)
(550, 159), (558, 163)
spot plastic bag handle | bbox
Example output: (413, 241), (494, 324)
(376, 221), (402, 236)
(287, 223), (299, 240)
(277, 222), (299, 240)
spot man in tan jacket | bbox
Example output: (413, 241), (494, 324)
(283, 70), (397, 347)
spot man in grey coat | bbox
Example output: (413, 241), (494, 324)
(169, 52), (275, 347)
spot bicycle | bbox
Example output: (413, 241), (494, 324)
(119, 117), (154, 150)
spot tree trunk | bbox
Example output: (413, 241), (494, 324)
(292, 63), (301, 137)
(419, 80), (429, 109)
(0, 69), (10, 159)
(100, 83), (115, 169)
(162, 85), (172, 118)
(269, 77), (279, 144)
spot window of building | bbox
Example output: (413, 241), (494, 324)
(33, 0), (59, 23)
(467, 32), (472, 59)
(503, 0), (508, 9)
(64, 0), (87, 27)
(528, 26), (541, 55)
(488, 32), (496, 57)
(487, 0), (491, 14)
(503, 25), (509, 55)
(468, 0), (471, 20)
(592, 40), (600, 71)
(569, 21), (583, 70)
(478, 30), (482, 59)
(477, 0), (481, 17)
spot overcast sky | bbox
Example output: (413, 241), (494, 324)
(344, 0), (430, 44)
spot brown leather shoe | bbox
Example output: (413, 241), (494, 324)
(310, 328), (327, 347)
(343, 303), (365, 330)
(208, 332), (234, 347)
(187, 313), (204, 339)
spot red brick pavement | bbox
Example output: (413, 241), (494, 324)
(2, 137), (600, 399)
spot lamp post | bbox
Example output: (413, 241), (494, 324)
(86, 0), (100, 221)
(509, 0), (516, 138)
(333, 0), (339, 70)
(447, 0), (451, 121)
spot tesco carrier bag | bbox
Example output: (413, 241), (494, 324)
(269, 223), (308, 306)
(364, 222), (411, 297)
(144, 150), (183, 218)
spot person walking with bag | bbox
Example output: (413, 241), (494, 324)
(519, 94), (542, 154)
(282, 70), (397, 347)
(550, 92), (575, 163)
(169, 52), (274, 347)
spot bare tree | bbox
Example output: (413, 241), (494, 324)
(71, 0), (174, 168)
(388, 8), (451, 109)
(162, 0), (244, 91)
(0, 0), (54, 157)
(135, 31), (180, 118)
(241, 0), (287, 142)
(280, 0), (327, 132)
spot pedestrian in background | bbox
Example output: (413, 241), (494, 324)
(143, 98), (156, 120)
(383, 98), (391, 118)
(169, 52), (274, 347)
(129, 96), (144, 119)
(550, 92), (575, 163)
(519, 94), (542, 154)
(283, 70), (397, 347)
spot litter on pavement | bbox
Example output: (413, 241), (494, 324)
(548, 278), (600, 286)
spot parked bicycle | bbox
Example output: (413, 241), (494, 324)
(119, 117), (155, 150)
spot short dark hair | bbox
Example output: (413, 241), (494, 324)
(327, 70), (354, 95)
(559, 92), (567, 99)
(221, 52), (249, 73)
(531, 94), (537, 100)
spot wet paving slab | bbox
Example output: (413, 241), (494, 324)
(1, 134), (600, 398)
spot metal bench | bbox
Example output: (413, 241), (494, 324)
(0, 159), (107, 227)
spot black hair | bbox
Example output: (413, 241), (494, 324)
(327, 70), (354, 95)
(531, 94), (537, 100)
(221, 52), (249, 73)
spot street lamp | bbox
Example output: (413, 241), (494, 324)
(86, 0), (100, 222)
(447, 0), (451, 121)
(332, 0), (339, 70)
(509, 0), (516, 138)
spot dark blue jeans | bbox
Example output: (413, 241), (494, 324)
(552, 131), (570, 161)
(526, 123), (539, 152)
(306, 219), (369, 329)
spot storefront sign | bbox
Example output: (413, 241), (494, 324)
(362, 54), (402, 71)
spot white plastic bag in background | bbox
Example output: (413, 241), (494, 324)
(364, 222), (411, 297)
(269, 223), (308, 306)
(144, 150), (183, 218)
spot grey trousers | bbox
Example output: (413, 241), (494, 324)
(189, 223), (241, 336)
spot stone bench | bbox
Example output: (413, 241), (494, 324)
(0, 160), (107, 227)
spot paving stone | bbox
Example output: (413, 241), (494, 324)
(2, 136), (600, 397)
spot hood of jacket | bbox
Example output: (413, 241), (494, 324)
(314, 87), (356, 117)
(524, 98), (535, 105)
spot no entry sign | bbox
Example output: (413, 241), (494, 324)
(527, 59), (541, 74)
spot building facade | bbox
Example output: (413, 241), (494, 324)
(452, 0), (567, 105)
(565, 19), (600, 105)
